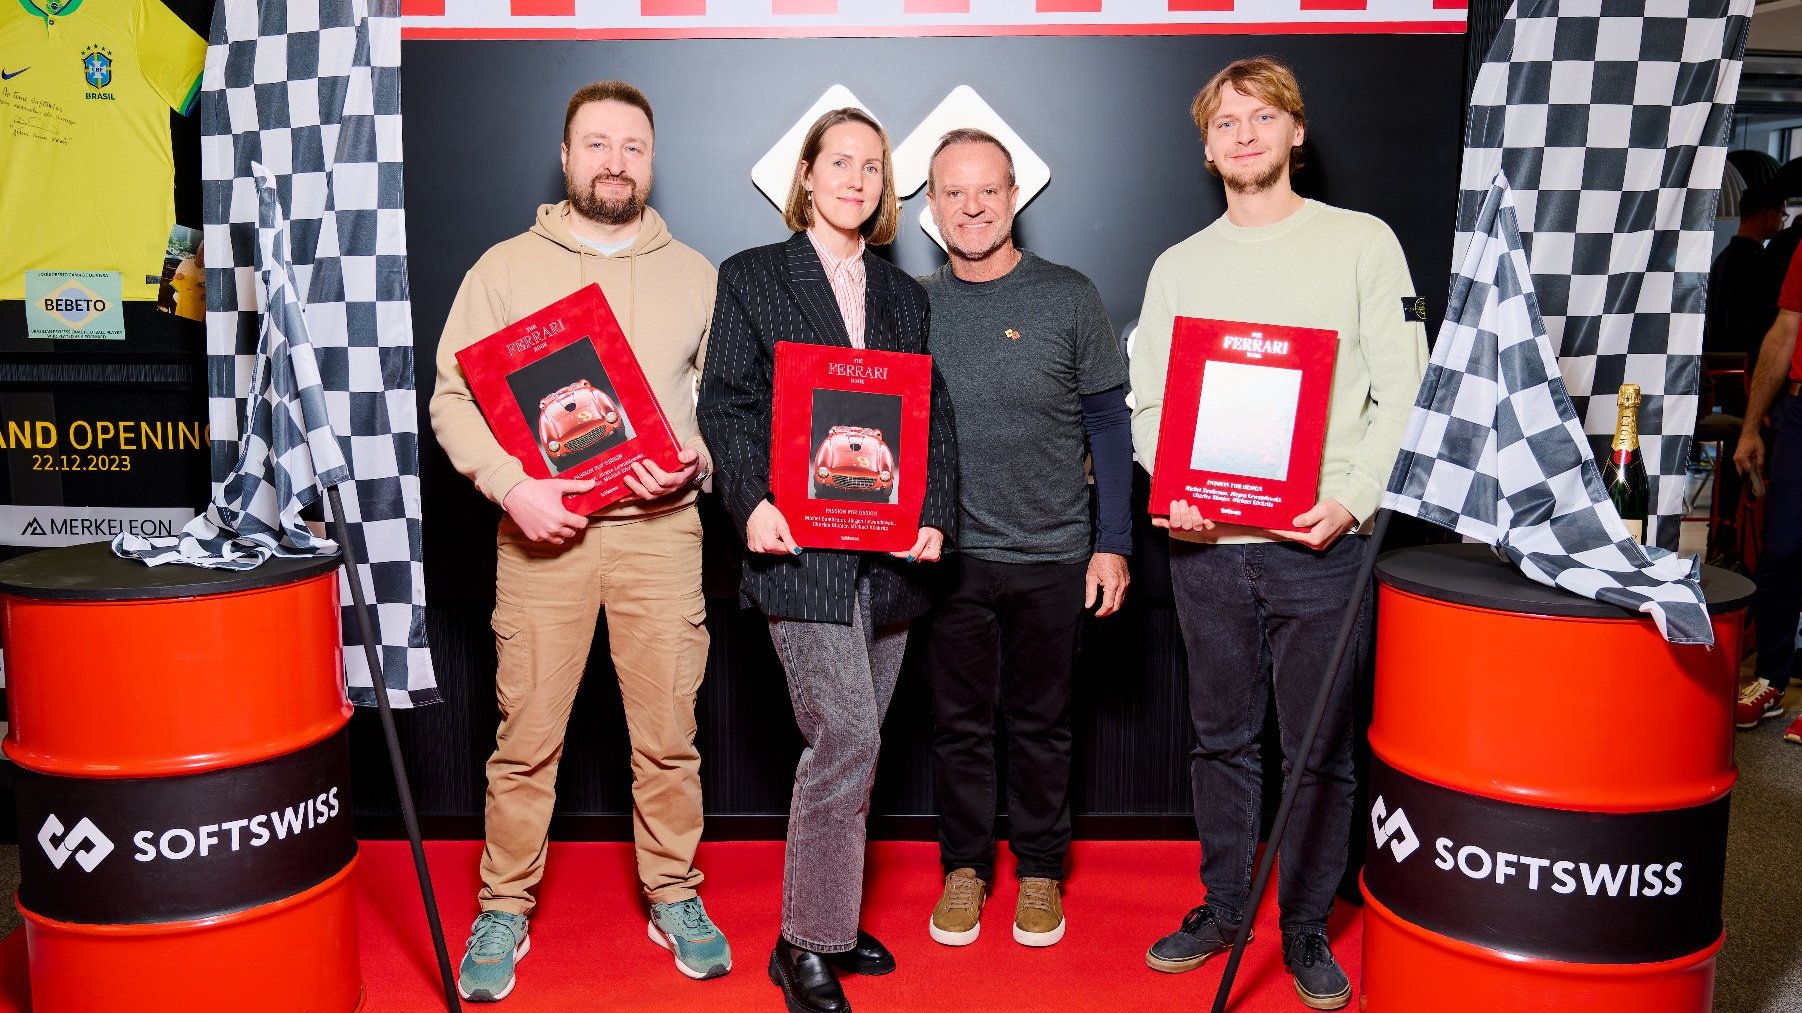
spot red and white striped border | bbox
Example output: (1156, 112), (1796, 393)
(403, 0), (1468, 40)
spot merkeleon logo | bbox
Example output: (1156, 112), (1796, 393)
(1370, 796), (1420, 863)
(39, 815), (115, 872)
(22, 517), (46, 537)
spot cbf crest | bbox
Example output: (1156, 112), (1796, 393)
(81, 45), (112, 91)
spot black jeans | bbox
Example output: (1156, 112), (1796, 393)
(927, 555), (1088, 882)
(1169, 536), (1369, 935)
(1754, 393), (1802, 695)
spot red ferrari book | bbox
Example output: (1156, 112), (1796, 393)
(454, 285), (682, 516)
(771, 341), (933, 552)
(1149, 316), (1339, 531)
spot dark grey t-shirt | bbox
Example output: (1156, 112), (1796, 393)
(921, 251), (1128, 563)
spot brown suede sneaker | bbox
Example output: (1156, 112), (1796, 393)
(929, 868), (987, 946)
(1013, 877), (1066, 947)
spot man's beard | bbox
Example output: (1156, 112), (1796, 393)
(945, 217), (1015, 262)
(1220, 156), (1287, 196)
(568, 171), (644, 226)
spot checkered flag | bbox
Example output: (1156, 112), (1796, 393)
(1385, 174), (1711, 645)
(116, 163), (348, 571)
(117, 0), (438, 707)
(1457, 0), (1754, 551)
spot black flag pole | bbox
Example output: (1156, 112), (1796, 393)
(326, 484), (462, 1013)
(1208, 508), (1393, 1013)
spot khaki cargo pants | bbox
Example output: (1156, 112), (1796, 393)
(478, 505), (709, 913)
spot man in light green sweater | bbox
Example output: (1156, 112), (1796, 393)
(1132, 57), (1426, 1011)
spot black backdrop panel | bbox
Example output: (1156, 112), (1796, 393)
(362, 32), (1465, 832)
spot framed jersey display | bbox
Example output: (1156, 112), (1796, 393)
(0, 0), (205, 300)
(455, 285), (682, 516)
(1149, 316), (1338, 531)
(770, 341), (932, 552)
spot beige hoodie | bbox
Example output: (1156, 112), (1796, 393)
(430, 202), (716, 522)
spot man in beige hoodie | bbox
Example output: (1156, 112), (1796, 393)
(429, 80), (726, 1000)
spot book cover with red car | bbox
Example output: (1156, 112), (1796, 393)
(1149, 316), (1338, 531)
(454, 284), (681, 515)
(771, 341), (932, 552)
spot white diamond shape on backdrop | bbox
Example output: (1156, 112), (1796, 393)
(891, 85), (1051, 252)
(750, 85), (878, 212)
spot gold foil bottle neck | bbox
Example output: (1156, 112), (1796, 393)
(1612, 384), (1641, 452)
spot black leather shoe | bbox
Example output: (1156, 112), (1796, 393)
(768, 938), (851, 1013)
(828, 930), (896, 976)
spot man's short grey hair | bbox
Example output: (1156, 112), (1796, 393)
(927, 128), (1017, 192)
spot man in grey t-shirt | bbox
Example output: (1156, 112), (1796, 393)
(918, 129), (1134, 950)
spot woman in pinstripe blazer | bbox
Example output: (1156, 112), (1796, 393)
(697, 108), (957, 1013)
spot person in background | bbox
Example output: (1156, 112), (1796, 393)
(1707, 182), (1787, 415)
(1733, 237), (1802, 745)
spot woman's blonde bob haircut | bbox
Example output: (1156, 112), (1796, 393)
(1190, 56), (1308, 178)
(782, 107), (900, 245)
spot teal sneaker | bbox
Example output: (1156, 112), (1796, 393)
(648, 896), (732, 980)
(459, 910), (529, 1002)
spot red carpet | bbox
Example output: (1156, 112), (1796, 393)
(0, 839), (1361, 1011)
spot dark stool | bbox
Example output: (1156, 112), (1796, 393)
(1694, 412), (1744, 563)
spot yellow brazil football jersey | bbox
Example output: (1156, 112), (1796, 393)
(0, 0), (204, 300)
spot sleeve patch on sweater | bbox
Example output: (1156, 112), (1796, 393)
(1402, 296), (1427, 323)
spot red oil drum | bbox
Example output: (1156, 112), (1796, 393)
(1360, 544), (1752, 1012)
(0, 542), (362, 1012)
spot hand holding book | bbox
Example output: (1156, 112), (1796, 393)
(503, 477), (597, 544)
(1154, 495), (1354, 550)
(623, 448), (704, 501)
(747, 501), (802, 555)
(1270, 498), (1357, 550)
(886, 526), (944, 563)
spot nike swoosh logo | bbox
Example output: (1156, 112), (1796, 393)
(1, 68), (28, 80)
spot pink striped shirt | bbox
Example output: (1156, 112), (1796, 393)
(807, 229), (867, 349)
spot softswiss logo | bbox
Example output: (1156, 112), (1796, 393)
(38, 815), (115, 872)
(1370, 796), (1420, 863)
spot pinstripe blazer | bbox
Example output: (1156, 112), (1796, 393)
(697, 232), (959, 625)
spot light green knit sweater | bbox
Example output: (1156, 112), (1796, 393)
(1130, 199), (1429, 543)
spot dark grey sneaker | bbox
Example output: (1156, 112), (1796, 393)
(1145, 904), (1247, 973)
(1283, 930), (1351, 1010)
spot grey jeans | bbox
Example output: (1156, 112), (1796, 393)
(768, 572), (910, 953)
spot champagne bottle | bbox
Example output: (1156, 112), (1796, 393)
(1604, 383), (1649, 542)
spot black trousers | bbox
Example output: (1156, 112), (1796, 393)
(1168, 536), (1366, 934)
(927, 555), (1088, 883)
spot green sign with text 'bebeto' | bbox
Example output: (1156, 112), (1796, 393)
(25, 271), (125, 341)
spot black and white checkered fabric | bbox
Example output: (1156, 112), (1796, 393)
(1385, 175), (1712, 645)
(116, 163), (347, 571)
(1456, 0), (1753, 551)
(119, 0), (437, 707)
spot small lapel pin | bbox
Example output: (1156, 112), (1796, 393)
(1004, 328), (1021, 341)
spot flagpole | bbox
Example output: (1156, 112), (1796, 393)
(1208, 508), (1392, 1013)
(326, 484), (463, 1013)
